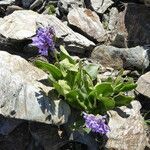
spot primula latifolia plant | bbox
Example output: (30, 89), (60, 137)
(32, 26), (137, 135)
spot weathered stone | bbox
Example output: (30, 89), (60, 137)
(91, 45), (149, 70)
(6, 5), (23, 15)
(111, 32), (128, 48)
(21, 0), (35, 8)
(114, 3), (150, 47)
(0, 51), (70, 125)
(136, 72), (150, 99)
(68, 8), (107, 42)
(0, 116), (23, 135)
(0, 10), (95, 54)
(0, 122), (31, 150)
(29, 122), (62, 150)
(16, 0), (43, 10)
(58, 0), (84, 13)
(0, 0), (15, 5)
(108, 7), (119, 31)
(85, 0), (114, 14)
(106, 101), (149, 150)
(69, 130), (98, 150)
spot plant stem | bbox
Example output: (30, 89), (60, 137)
(53, 49), (59, 63)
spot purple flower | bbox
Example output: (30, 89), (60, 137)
(83, 112), (110, 134)
(32, 26), (55, 56)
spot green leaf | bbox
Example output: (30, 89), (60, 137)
(66, 90), (87, 110)
(84, 64), (99, 80)
(73, 71), (82, 88)
(53, 80), (71, 96)
(83, 127), (91, 134)
(59, 58), (78, 72)
(91, 101), (106, 114)
(145, 120), (150, 125)
(46, 4), (56, 14)
(48, 74), (56, 83)
(83, 73), (94, 93)
(120, 83), (137, 92)
(114, 94), (133, 107)
(95, 83), (113, 97)
(114, 83), (124, 93)
(98, 97), (115, 111)
(64, 71), (77, 88)
(34, 60), (62, 80)
(59, 45), (75, 64)
(70, 119), (85, 131)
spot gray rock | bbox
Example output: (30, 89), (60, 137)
(30, 0), (43, 8)
(68, 8), (107, 42)
(58, 0), (84, 13)
(106, 101), (149, 150)
(91, 45), (149, 70)
(29, 122), (62, 150)
(0, 0), (15, 5)
(114, 3), (150, 47)
(0, 10), (95, 54)
(136, 72), (150, 99)
(0, 122), (31, 150)
(21, 0), (35, 8)
(16, 0), (47, 12)
(85, 0), (114, 14)
(6, 5), (23, 15)
(0, 51), (70, 125)
(108, 7), (119, 31)
(0, 116), (23, 135)
(111, 32), (128, 48)
(69, 130), (98, 150)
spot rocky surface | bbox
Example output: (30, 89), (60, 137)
(0, 0), (15, 5)
(0, 10), (95, 54)
(0, 51), (70, 125)
(64, 101), (149, 150)
(86, 0), (114, 14)
(106, 101), (149, 150)
(0, 0), (149, 149)
(91, 45), (150, 70)
(108, 7), (119, 31)
(58, 0), (85, 13)
(6, 5), (23, 15)
(113, 3), (150, 47)
(68, 8), (107, 42)
(15, 0), (47, 12)
(0, 115), (23, 135)
(136, 71), (150, 98)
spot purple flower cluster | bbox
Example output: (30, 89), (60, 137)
(32, 26), (55, 56)
(83, 112), (110, 134)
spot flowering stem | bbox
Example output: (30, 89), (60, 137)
(53, 49), (59, 63)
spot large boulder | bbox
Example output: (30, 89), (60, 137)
(112, 3), (150, 48)
(91, 45), (150, 70)
(68, 8), (107, 42)
(0, 51), (70, 125)
(106, 101), (149, 150)
(0, 10), (95, 54)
